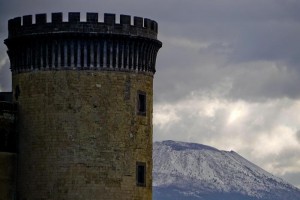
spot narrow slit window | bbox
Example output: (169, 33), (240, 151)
(136, 162), (146, 187)
(137, 91), (146, 115)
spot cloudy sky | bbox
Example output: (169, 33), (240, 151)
(1, 0), (300, 188)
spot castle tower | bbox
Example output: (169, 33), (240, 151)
(4, 12), (162, 199)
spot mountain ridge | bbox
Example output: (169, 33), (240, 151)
(153, 140), (300, 200)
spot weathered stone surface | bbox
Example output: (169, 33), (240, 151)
(0, 153), (16, 200)
(13, 70), (153, 199)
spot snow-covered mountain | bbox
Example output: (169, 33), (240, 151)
(153, 140), (300, 200)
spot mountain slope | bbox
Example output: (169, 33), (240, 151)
(153, 140), (300, 200)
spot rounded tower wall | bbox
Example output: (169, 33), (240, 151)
(5, 12), (161, 200)
(13, 71), (153, 199)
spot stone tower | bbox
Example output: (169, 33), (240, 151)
(4, 12), (162, 199)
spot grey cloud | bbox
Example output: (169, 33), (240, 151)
(154, 104), (228, 143)
(230, 22), (300, 66)
(152, 0), (300, 103)
(226, 63), (300, 101)
(273, 149), (300, 169)
(282, 172), (300, 188)
(0, 57), (11, 92)
(296, 130), (300, 143)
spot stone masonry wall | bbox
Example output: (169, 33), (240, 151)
(0, 153), (16, 200)
(13, 70), (153, 200)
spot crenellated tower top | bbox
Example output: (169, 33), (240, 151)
(7, 12), (159, 39)
(5, 12), (162, 74)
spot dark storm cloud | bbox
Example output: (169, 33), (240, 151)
(100, 0), (300, 103)
(1, 0), (300, 100)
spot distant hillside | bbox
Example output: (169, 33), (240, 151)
(153, 140), (300, 200)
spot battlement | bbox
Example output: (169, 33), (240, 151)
(8, 12), (158, 39)
(5, 12), (162, 74)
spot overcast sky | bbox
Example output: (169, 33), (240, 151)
(1, 0), (300, 188)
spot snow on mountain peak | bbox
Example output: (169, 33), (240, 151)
(160, 140), (219, 152)
(153, 140), (300, 200)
